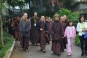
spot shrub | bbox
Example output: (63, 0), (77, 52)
(56, 8), (80, 26)
(0, 31), (14, 58)
(74, 34), (81, 46)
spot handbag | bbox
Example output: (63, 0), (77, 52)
(84, 32), (87, 39)
(45, 34), (51, 41)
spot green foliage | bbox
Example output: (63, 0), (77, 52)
(0, 31), (14, 58)
(7, 0), (25, 12)
(74, 34), (81, 46)
(56, 8), (80, 26)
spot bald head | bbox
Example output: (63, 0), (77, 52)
(41, 16), (45, 21)
(63, 15), (66, 17)
(60, 16), (64, 22)
(34, 12), (37, 17)
(63, 15), (67, 21)
(23, 13), (28, 20)
(60, 16), (64, 19)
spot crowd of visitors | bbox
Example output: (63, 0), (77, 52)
(5, 12), (87, 56)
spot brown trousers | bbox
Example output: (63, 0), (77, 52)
(20, 36), (29, 50)
(52, 40), (61, 53)
(15, 31), (20, 40)
(40, 36), (46, 50)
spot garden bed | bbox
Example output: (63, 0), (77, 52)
(0, 31), (14, 58)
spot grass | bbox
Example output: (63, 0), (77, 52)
(0, 31), (14, 58)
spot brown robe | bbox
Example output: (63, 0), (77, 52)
(64, 20), (68, 26)
(30, 17), (39, 45)
(51, 20), (63, 53)
(40, 23), (46, 50)
(45, 21), (52, 43)
(60, 22), (67, 52)
(14, 19), (20, 40)
(20, 36), (30, 50)
(64, 20), (68, 44)
(36, 21), (47, 50)
(11, 19), (15, 37)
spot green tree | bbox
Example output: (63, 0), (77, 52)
(7, 0), (25, 13)
(17, 0), (25, 12)
(0, 0), (5, 47)
(56, 8), (80, 26)
(25, 0), (31, 8)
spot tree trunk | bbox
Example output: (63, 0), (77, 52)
(13, 7), (15, 14)
(0, 1), (4, 47)
(29, 0), (31, 9)
(19, 6), (22, 13)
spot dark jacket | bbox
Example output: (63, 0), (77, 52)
(36, 21), (47, 33)
(19, 19), (31, 37)
(51, 20), (63, 41)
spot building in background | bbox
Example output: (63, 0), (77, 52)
(75, 0), (86, 2)
(72, 0), (87, 21)
(51, 0), (86, 6)
(71, 0), (87, 12)
(51, 0), (57, 7)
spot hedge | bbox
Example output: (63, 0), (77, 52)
(0, 31), (14, 58)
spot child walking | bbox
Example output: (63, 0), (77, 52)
(64, 21), (76, 56)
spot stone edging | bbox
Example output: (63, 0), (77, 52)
(3, 41), (15, 58)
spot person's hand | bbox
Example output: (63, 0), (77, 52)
(40, 28), (43, 31)
(46, 31), (48, 32)
(45, 31), (48, 33)
(70, 37), (73, 39)
(29, 18), (31, 20)
(61, 37), (64, 38)
(82, 29), (86, 32)
(86, 29), (87, 32)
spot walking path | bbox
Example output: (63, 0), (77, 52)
(11, 41), (86, 58)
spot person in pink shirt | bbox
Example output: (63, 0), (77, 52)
(64, 21), (76, 56)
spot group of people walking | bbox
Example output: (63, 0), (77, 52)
(5, 12), (87, 57)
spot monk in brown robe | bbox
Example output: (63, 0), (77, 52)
(51, 14), (63, 56)
(19, 13), (31, 52)
(45, 17), (51, 44)
(14, 17), (20, 41)
(8, 19), (11, 34)
(60, 17), (67, 52)
(63, 15), (68, 26)
(36, 16), (47, 53)
(10, 18), (15, 38)
(30, 12), (39, 46)
(63, 15), (68, 48)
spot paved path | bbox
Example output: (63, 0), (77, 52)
(11, 41), (86, 58)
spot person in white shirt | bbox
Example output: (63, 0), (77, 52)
(77, 16), (87, 56)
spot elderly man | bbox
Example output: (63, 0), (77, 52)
(14, 16), (21, 41)
(30, 12), (39, 46)
(51, 14), (63, 56)
(63, 15), (68, 26)
(19, 13), (31, 52)
(60, 16), (67, 52)
(36, 16), (47, 53)
(63, 15), (68, 49)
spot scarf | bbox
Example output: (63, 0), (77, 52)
(34, 17), (36, 23)
(24, 20), (27, 26)
(81, 23), (85, 29)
